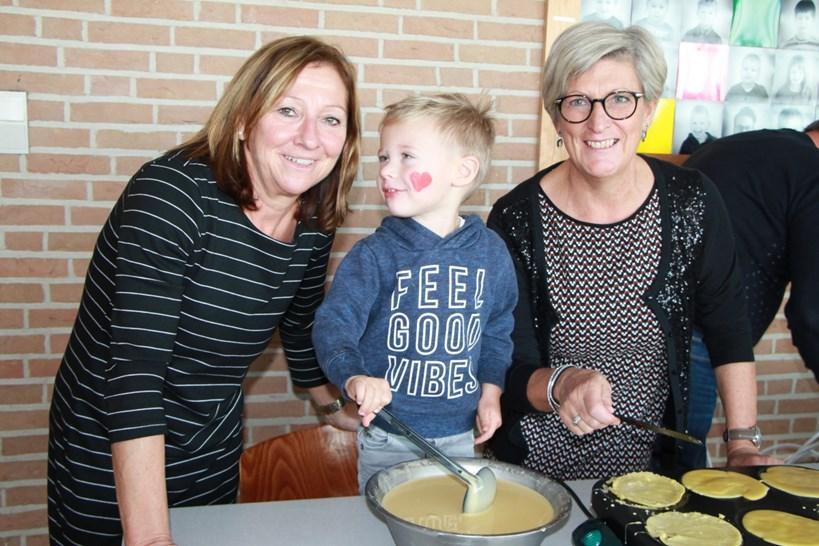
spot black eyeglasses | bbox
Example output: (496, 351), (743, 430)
(555, 91), (644, 123)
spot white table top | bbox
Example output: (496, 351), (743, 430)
(169, 479), (596, 545)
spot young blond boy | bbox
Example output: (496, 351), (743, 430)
(313, 94), (517, 491)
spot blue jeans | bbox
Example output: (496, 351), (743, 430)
(680, 329), (717, 468)
(356, 426), (475, 493)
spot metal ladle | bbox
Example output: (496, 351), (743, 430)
(376, 408), (497, 513)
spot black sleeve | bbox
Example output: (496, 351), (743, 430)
(783, 173), (819, 381)
(694, 175), (755, 367)
(487, 204), (540, 415)
(104, 160), (200, 442)
(279, 232), (335, 388)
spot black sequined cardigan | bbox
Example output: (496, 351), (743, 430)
(486, 156), (754, 470)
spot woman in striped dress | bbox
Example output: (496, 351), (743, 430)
(47, 36), (361, 545)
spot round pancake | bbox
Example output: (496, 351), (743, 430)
(609, 471), (685, 508)
(646, 511), (741, 546)
(681, 468), (768, 500)
(759, 466), (819, 498)
(743, 509), (819, 546)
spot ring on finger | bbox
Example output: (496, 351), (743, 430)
(572, 414), (582, 426)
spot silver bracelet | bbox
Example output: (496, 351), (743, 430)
(546, 365), (575, 412)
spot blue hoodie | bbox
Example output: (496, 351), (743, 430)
(314, 215), (517, 438)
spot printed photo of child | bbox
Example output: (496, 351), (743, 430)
(680, 0), (730, 44)
(631, 0), (681, 44)
(673, 101), (723, 153)
(724, 49), (773, 102)
(772, 52), (816, 104)
(582, 0), (632, 29)
(780, 0), (819, 50)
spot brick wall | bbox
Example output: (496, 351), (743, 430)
(0, 1), (815, 544)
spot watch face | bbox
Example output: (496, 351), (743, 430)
(320, 398), (344, 415)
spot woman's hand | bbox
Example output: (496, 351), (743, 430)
(725, 441), (782, 467)
(307, 384), (360, 431)
(553, 368), (619, 435)
(323, 401), (361, 432)
(345, 375), (392, 427)
(714, 362), (782, 467)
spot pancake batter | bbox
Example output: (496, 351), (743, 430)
(382, 475), (554, 535)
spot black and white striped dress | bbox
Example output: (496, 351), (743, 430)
(47, 151), (333, 544)
(519, 187), (669, 480)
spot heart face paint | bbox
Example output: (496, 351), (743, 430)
(410, 171), (432, 192)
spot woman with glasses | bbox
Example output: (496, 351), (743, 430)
(486, 22), (775, 480)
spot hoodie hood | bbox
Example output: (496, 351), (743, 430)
(376, 214), (484, 251)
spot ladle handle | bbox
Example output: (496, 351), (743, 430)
(377, 408), (479, 489)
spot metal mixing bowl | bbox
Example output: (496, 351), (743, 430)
(365, 457), (572, 545)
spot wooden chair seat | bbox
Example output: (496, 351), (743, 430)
(239, 424), (358, 502)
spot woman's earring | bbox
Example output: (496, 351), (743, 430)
(556, 135), (564, 148)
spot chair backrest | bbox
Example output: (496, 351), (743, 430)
(239, 424), (358, 502)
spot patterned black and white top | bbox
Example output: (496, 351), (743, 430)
(519, 188), (668, 480)
(487, 158), (753, 477)
(47, 151), (333, 545)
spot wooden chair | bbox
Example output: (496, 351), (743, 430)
(239, 424), (358, 502)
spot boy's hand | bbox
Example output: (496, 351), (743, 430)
(345, 375), (392, 427)
(474, 384), (503, 445)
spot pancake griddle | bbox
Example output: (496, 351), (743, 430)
(590, 466), (819, 545)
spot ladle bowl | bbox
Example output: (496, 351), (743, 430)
(464, 466), (496, 514)
(365, 457), (572, 545)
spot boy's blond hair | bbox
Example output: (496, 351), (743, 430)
(380, 93), (495, 188)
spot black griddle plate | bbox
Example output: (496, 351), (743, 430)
(590, 466), (819, 545)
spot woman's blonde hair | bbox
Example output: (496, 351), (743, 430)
(178, 35), (360, 232)
(541, 22), (666, 126)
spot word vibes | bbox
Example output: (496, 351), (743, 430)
(385, 264), (485, 399)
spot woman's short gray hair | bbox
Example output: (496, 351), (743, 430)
(541, 22), (667, 125)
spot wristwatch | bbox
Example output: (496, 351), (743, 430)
(317, 396), (346, 415)
(722, 425), (762, 448)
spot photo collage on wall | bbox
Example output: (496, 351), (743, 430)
(580, 0), (819, 154)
